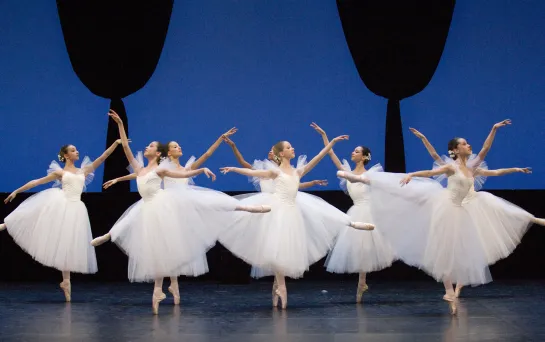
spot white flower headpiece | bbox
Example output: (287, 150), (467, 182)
(366, 153), (372, 161)
(448, 150), (455, 158)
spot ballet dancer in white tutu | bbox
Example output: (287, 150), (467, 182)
(92, 110), (270, 314)
(409, 121), (545, 298)
(101, 126), (262, 307)
(310, 123), (395, 304)
(338, 119), (545, 314)
(0, 139), (123, 301)
(222, 135), (328, 192)
(219, 133), (375, 309)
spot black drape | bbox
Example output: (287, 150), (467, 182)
(56, 0), (174, 191)
(337, 0), (455, 172)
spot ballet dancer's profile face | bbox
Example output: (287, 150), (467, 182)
(351, 146), (365, 163)
(144, 141), (161, 160)
(63, 145), (80, 162)
(279, 142), (295, 160)
(168, 141), (183, 159)
(453, 138), (472, 157)
(268, 147), (274, 161)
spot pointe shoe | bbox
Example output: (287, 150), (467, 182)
(168, 286), (180, 305)
(443, 294), (457, 315)
(242, 205), (272, 213)
(91, 233), (111, 247)
(356, 283), (369, 304)
(152, 291), (167, 315)
(0, 223), (6, 232)
(60, 280), (71, 302)
(533, 218), (545, 226)
(275, 286), (287, 309)
(350, 222), (375, 231)
(272, 281), (279, 307)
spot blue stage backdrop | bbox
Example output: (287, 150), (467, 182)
(1, 0), (544, 192)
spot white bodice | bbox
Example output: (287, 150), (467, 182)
(346, 177), (371, 206)
(259, 179), (275, 193)
(447, 169), (474, 206)
(137, 171), (163, 201)
(272, 171), (300, 205)
(163, 176), (189, 188)
(61, 171), (86, 201)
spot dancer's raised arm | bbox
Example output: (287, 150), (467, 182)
(300, 135), (349, 177)
(222, 136), (252, 169)
(400, 165), (454, 186)
(191, 128), (238, 170)
(157, 167), (217, 182)
(108, 110), (141, 173)
(476, 167), (531, 177)
(220, 167), (276, 180)
(103, 173), (138, 189)
(410, 128), (442, 163)
(311, 122), (343, 170)
(84, 138), (128, 176)
(477, 119), (511, 161)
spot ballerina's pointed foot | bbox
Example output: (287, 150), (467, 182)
(455, 285), (463, 298)
(152, 291), (167, 315)
(0, 223), (6, 232)
(272, 281), (279, 307)
(356, 284), (369, 304)
(443, 294), (458, 315)
(91, 233), (111, 247)
(60, 280), (71, 302)
(350, 222), (375, 231)
(533, 218), (545, 226)
(168, 286), (180, 305)
(275, 286), (287, 309)
(240, 205), (271, 213)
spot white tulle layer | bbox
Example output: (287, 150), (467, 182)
(463, 191), (534, 265)
(5, 189), (97, 273)
(325, 202), (396, 274)
(220, 192), (349, 279)
(110, 186), (237, 282)
(367, 173), (492, 286)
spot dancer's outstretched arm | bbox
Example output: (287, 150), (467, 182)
(108, 110), (141, 173)
(311, 122), (344, 170)
(223, 136), (252, 169)
(158, 168), (217, 181)
(85, 139), (127, 175)
(300, 135), (349, 177)
(299, 180), (328, 189)
(477, 119), (511, 161)
(103, 174), (138, 189)
(400, 165), (454, 186)
(409, 128), (442, 163)
(220, 167), (276, 180)
(476, 167), (531, 177)
(337, 171), (370, 185)
(191, 127), (237, 170)
(4, 171), (62, 203)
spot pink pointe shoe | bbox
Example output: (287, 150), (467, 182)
(168, 286), (180, 305)
(272, 280), (279, 307)
(152, 291), (167, 315)
(60, 280), (71, 302)
(91, 233), (111, 247)
(275, 286), (288, 309)
(356, 283), (369, 304)
(350, 222), (375, 231)
(442, 294), (458, 315)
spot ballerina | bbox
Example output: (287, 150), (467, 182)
(0, 139), (123, 301)
(338, 120), (545, 314)
(93, 110), (269, 314)
(310, 123), (395, 304)
(219, 133), (375, 309)
(409, 122), (545, 298)
(222, 135), (328, 192)
(101, 127), (260, 306)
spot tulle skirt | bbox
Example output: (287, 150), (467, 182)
(325, 201), (396, 274)
(463, 191), (534, 265)
(220, 192), (348, 279)
(5, 188), (97, 273)
(110, 187), (237, 282)
(367, 173), (492, 286)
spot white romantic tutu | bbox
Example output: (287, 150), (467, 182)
(220, 158), (349, 279)
(110, 157), (238, 282)
(367, 171), (492, 286)
(4, 158), (97, 273)
(325, 163), (396, 274)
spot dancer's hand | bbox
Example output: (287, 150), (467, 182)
(108, 110), (123, 125)
(332, 135), (349, 143)
(115, 138), (131, 145)
(310, 122), (326, 136)
(409, 127), (425, 139)
(518, 167), (532, 174)
(312, 180), (328, 186)
(103, 179), (118, 189)
(222, 136), (235, 147)
(493, 119), (511, 129)
(221, 127), (238, 140)
(220, 167), (234, 175)
(202, 168), (216, 181)
(4, 192), (17, 204)
(400, 175), (412, 186)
